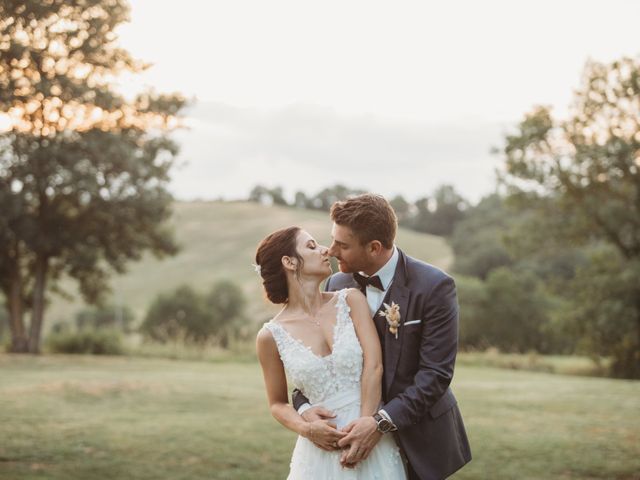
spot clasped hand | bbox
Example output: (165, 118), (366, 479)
(302, 407), (382, 468)
(302, 407), (347, 452)
(337, 416), (382, 468)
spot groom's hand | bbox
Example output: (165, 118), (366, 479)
(338, 416), (382, 468)
(307, 419), (347, 452)
(301, 406), (336, 423)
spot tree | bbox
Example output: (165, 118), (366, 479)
(457, 269), (551, 353)
(248, 185), (288, 206)
(0, 1), (185, 352)
(248, 184), (271, 204)
(310, 184), (365, 211)
(205, 280), (246, 348)
(0, 301), (7, 343)
(500, 56), (640, 377)
(562, 247), (640, 377)
(293, 190), (310, 209)
(410, 196), (432, 232)
(141, 285), (211, 344)
(140, 281), (247, 346)
(410, 185), (468, 236)
(450, 194), (514, 279)
(425, 185), (468, 236)
(389, 195), (411, 226)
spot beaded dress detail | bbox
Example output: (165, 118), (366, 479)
(263, 288), (406, 480)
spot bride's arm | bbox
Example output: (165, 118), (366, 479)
(256, 328), (346, 450)
(346, 289), (383, 416)
(336, 290), (384, 467)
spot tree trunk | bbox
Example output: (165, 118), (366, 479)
(636, 292), (640, 378)
(6, 256), (28, 353)
(27, 254), (48, 354)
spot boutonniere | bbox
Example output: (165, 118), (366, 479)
(378, 302), (401, 339)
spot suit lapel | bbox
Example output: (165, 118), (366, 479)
(374, 249), (411, 395)
(381, 281), (409, 394)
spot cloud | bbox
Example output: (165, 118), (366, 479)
(170, 101), (509, 203)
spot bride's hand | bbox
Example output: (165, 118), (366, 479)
(305, 419), (347, 452)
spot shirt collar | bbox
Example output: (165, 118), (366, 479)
(359, 246), (398, 291)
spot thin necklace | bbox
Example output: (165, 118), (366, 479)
(306, 315), (320, 327)
(305, 307), (321, 326)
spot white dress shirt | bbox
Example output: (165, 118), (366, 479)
(359, 246), (399, 316)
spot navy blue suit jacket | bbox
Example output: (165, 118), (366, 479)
(294, 249), (471, 480)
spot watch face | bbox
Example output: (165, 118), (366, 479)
(377, 417), (392, 433)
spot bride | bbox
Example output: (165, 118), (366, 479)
(255, 226), (407, 479)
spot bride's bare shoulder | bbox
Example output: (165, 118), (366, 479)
(256, 326), (280, 365)
(256, 323), (276, 346)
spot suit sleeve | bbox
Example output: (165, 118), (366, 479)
(323, 275), (332, 292)
(382, 276), (459, 430)
(292, 388), (309, 411)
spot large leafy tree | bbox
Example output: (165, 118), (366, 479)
(0, 0), (186, 352)
(500, 56), (640, 377)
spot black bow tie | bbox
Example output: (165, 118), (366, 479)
(353, 272), (384, 294)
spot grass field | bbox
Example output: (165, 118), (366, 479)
(45, 201), (452, 330)
(1, 354), (638, 480)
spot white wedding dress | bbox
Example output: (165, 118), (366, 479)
(263, 288), (407, 480)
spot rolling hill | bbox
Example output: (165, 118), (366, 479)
(45, 201), (453, 329)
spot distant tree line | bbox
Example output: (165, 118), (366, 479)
(248, 183), (469, 237)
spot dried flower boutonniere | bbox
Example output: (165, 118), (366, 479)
(378, 302), (402, 339)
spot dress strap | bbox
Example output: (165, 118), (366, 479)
(335, 288), (351, 325)
(262, 321), (288, 354)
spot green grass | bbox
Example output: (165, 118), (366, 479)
(457, 349), (610, 377)
(45, 201), (452, 329)
(0, 355), (638, 480)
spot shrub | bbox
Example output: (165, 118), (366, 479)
(46, 329), (124, 355)
(141, 281), (247, 347)
(140, 285), (212, 344)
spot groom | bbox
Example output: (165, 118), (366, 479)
(293, 194), (471, 480)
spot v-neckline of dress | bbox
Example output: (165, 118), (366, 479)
(271, 291), (344, 360)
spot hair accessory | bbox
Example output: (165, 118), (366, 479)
(251, 263), (262, 275)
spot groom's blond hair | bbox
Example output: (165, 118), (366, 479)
(330, 194), (397, 249)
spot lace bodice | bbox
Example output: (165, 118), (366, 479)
(263, 289), (363, 404)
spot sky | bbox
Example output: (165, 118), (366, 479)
(116, 0), (640, 203)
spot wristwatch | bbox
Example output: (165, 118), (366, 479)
(373, 412), (394, 434)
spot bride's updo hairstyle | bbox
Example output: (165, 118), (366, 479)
(255, 226), (304, 304)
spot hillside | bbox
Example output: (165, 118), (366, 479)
(45, 201), (453, 329)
